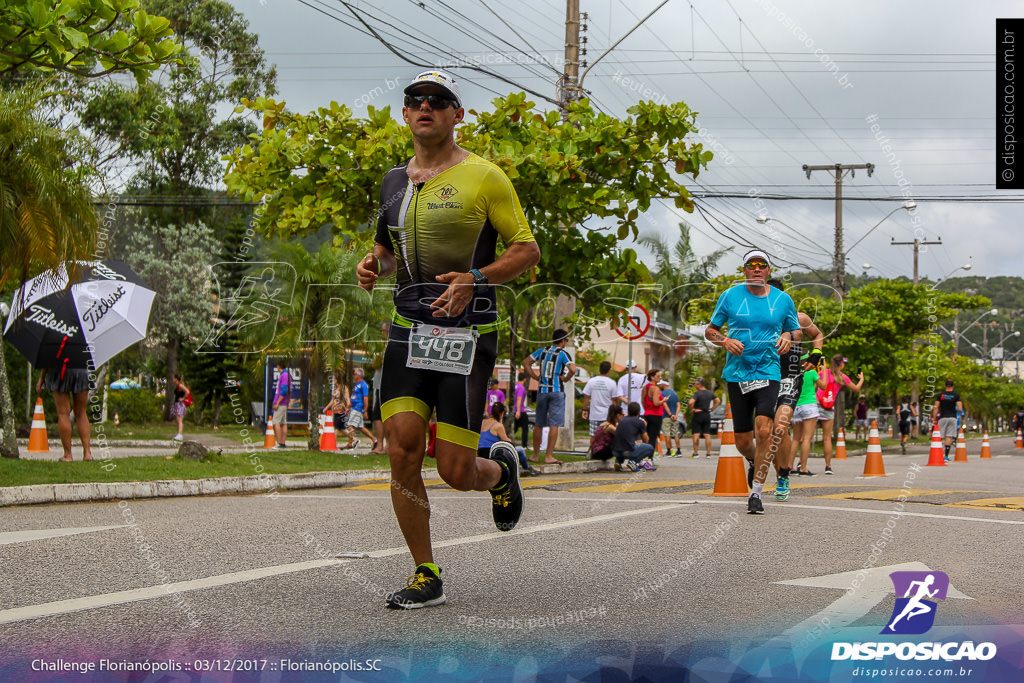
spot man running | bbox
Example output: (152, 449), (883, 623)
(933, 379), (963, 462)
(688, 378), (719, 458)
(356, 70), (540, 609)
(765, 278), (823, 501)
(705, 249), (800, 515)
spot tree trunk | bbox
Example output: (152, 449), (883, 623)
(164, 336), (180, 420)
(89, 364), (109, 421)
(0, 342), (22, 459)
(212, 393), (222, 428)
(554, 293), (576, 452)
(307, 359), (322, 451)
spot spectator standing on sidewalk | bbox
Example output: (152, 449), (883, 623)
(581, 361), (617, 436)
(36, 367), (93, 461)
(659, 378), (683, 456)
(523, 329), (576, 465)
(688, 378), (720, 458)
(512, 372), (530, 449)
(271, 361), (290, 449)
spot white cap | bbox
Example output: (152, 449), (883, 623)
(658, 379), (669, 386)
(404, 70), (462, 108)
(742, 248), (771, 267)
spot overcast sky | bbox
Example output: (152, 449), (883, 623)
(238, 0), (1022, 281)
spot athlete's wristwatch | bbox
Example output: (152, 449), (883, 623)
(470, 268), (488, 296)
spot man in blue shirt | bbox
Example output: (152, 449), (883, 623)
(343, 368), (376, 450)
(523, 329), (576, 465)
(705, 249), (800, 515)
(658, 379), (683, 456)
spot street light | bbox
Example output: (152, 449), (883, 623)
(993, 330), (1021, 373)
(935, 263), (972, 285)
(755, 215), (833, 257)
(954, 308), (998, 355)
(846, 201), (917, 252)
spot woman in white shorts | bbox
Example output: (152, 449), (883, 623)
(791, 368), (826, 475)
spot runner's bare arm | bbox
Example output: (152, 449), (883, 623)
(705, 323), (744, 355)
(431, 241), (541, 318)
(357, 244), (397, 292)
(798, 312), (825, 370)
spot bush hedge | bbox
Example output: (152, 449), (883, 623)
(107, 388), (163, 423)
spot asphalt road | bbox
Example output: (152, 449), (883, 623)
(1, 440), (1022, 682)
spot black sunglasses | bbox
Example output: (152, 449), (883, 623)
(404, 93), (456, 109)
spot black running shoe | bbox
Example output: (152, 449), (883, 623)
(488, 442), (523, 531)
(386, 564), (446, 609)
(747, 494), (764, 515)
(747, 459), (755, 488)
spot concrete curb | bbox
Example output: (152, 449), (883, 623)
(0, 459), (611, 508)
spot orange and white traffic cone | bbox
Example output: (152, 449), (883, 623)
(27, 397), (49, 453)
(835, 427), (847, 460)
(926, 425), (946, 466)
(712, 405), (749, 497)
(980, 431), (992, 459)
(862, 419), (886, 477)
(263, 419), (276, 449)
(1016, 428), (1023, 449)
(320, 410), (337, 451)
(114, 412), (120, 426)
(954, 427), (968, 463)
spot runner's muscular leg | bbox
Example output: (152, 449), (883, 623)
(386, 412), (434, 566)
(435, 438), (502, 492)
(753, 414), (775, 484)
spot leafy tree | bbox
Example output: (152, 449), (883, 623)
(0, 87), (100, 458)
(116, 218), (218, 418)
(244, 241), (386, 450)
(226, 95), (709, 317)
(80, 0), (276, 214)
(0, 0), (181, 82)
(637, 220), (730, 376)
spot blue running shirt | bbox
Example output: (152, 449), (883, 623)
(710, 284), (800, 382)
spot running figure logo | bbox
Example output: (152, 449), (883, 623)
(882, 571), (949, 635)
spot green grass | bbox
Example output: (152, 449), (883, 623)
(0, 449), (392, 488)
(1, 445), (594, 488)
(45, 422), (286, 443)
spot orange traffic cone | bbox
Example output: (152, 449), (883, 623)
(862, 420), (886, 477)
(835, 427), (847, 459)
(27, 397), (49, 453)
(980, 431), (992, 459)
(114, 412), (120, 426)
(1016, 428), (1023, 449)
(263, 419), (276, 449)
(954, 427), (968, 463)
(320, 410), (337, 451)
(712, 405), (749, 497)
(926, 425), (946, 466)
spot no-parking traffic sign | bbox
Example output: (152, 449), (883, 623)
(614, 304), (650, 340)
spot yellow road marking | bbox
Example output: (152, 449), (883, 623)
(947, 497), (1024, 512)
(521, 477), (624, 488)
(569, 480), (709, 493)
(815, 488), (954, 501)
(348, 478), (447, 490)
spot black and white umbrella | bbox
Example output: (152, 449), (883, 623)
(3, 260), (156, 371)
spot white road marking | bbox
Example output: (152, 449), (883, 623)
(0, 525), (128, 546)
(0, 503), (684, 626)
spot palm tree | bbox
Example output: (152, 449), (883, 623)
(0, 87), (99, 458)
(637, 222), (730, 379)
(247, 241), (388, 450)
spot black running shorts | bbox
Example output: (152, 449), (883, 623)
(379, 324), (497, 450)
(775, 374), (804, 411)
(727, 381), (781, 433)
(691, 412), (712, 436)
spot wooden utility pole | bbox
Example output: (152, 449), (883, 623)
(890, 238), (943, 285)
(802, 163), (874, 299)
